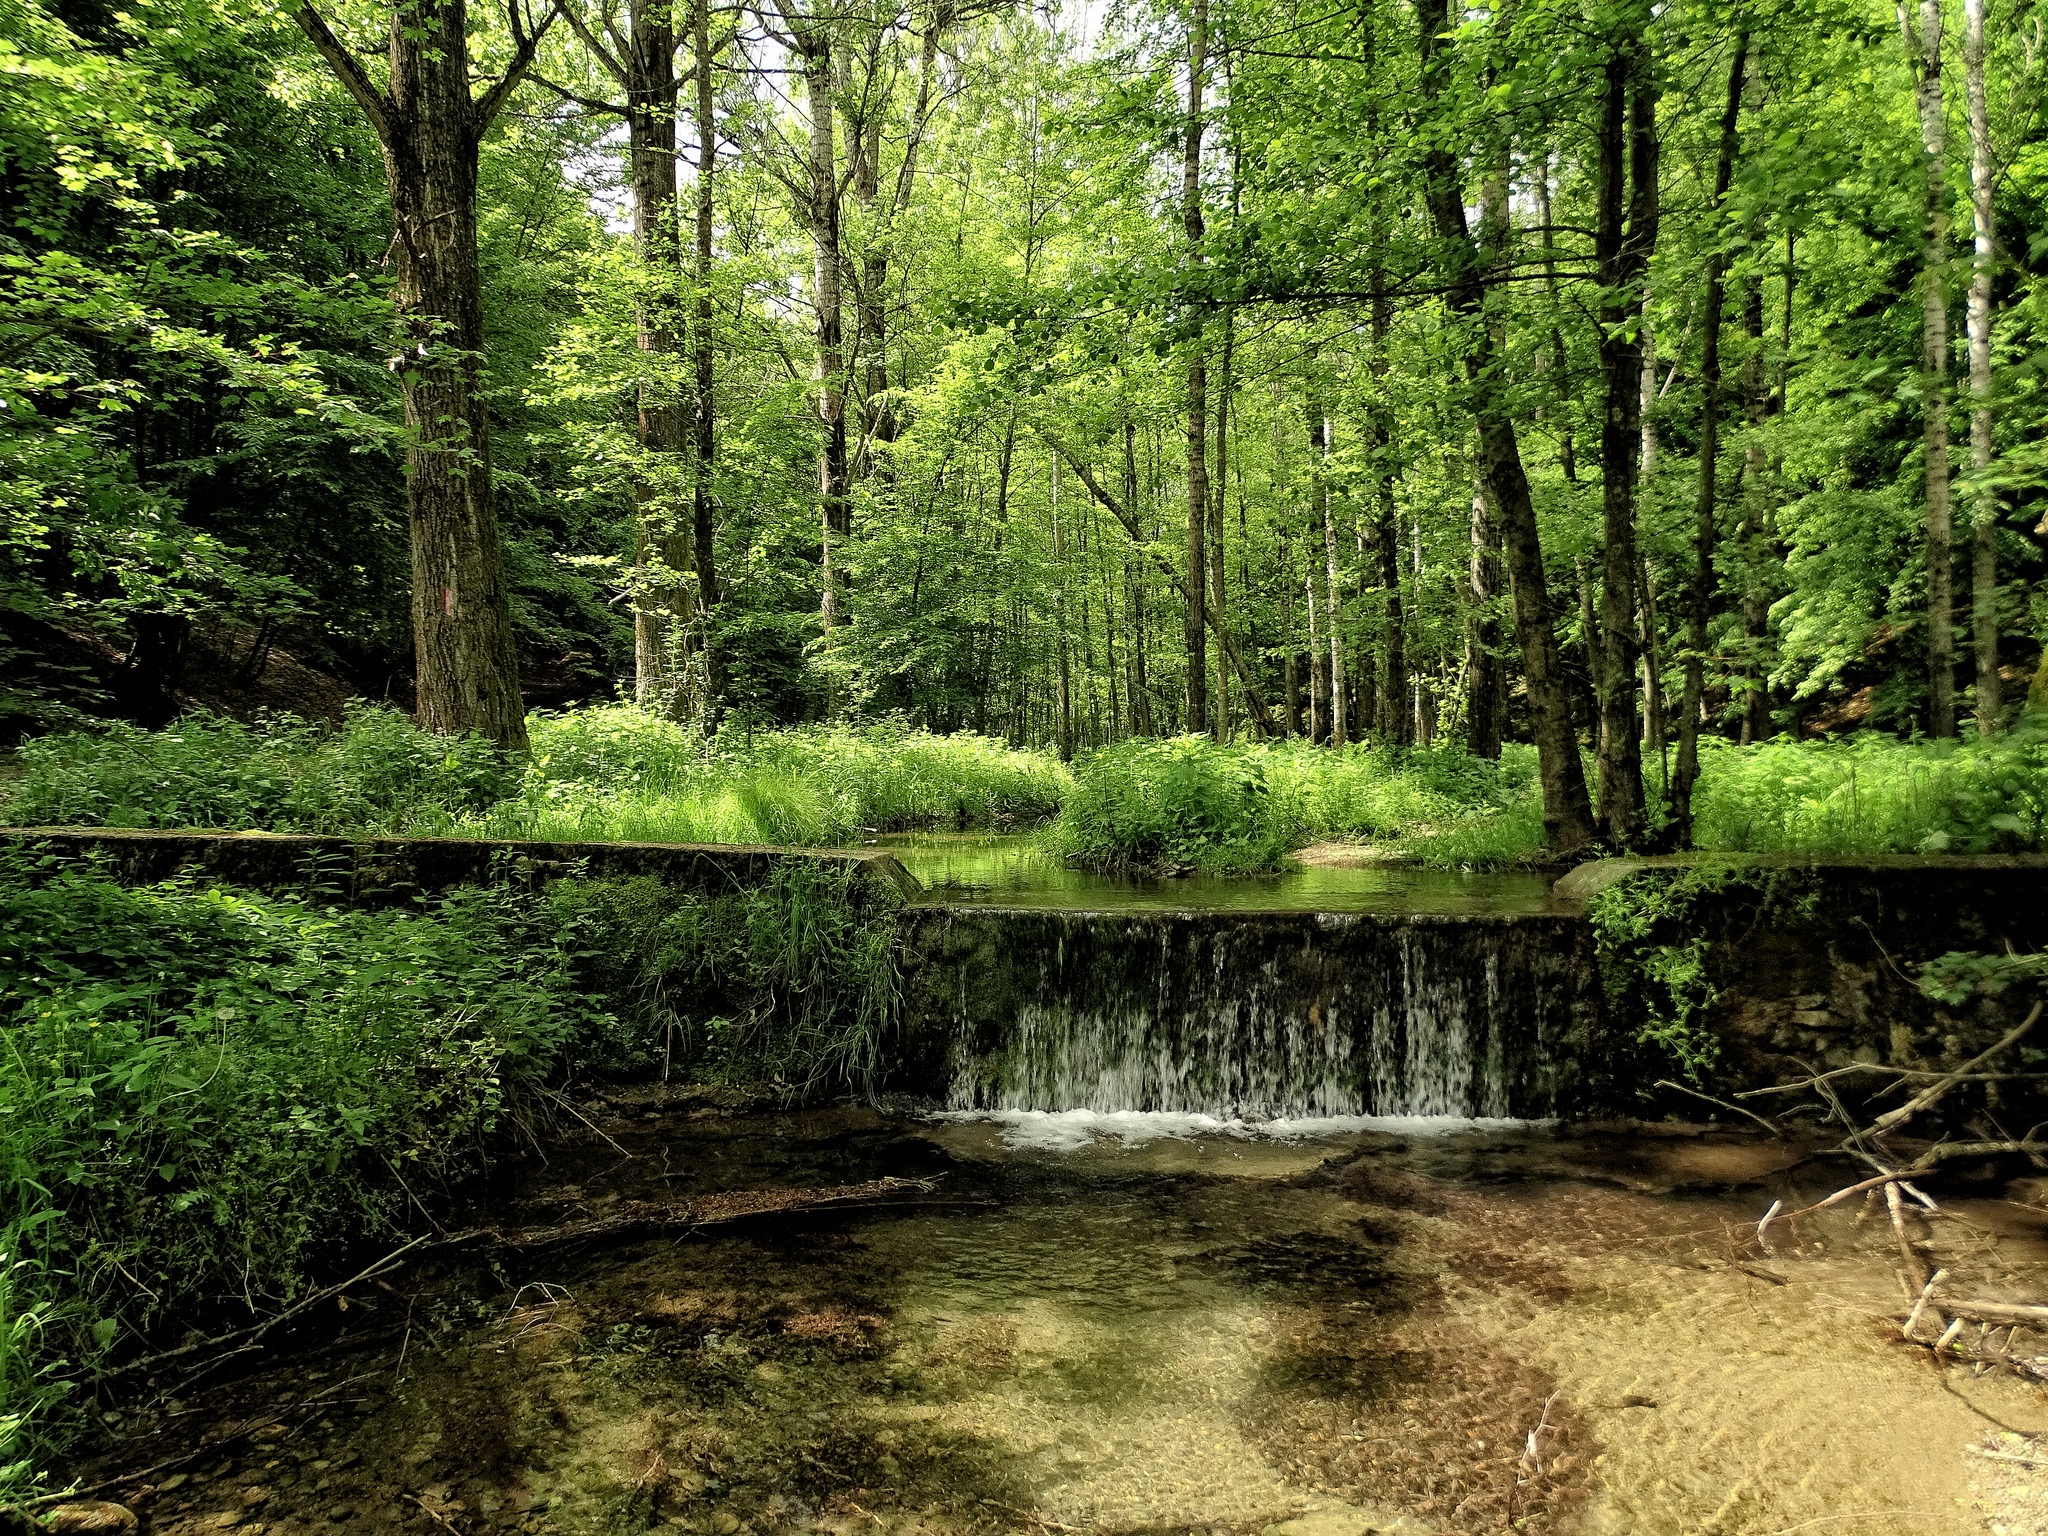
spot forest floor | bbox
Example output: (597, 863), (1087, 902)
(49, 1108), (2048, 1536)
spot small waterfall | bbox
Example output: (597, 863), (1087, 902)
(898, 908), (1603, 1119)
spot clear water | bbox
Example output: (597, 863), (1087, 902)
(872, 831), (1561, 915)
(91, 1110), (2048, 1536)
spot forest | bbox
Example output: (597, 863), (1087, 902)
(9, 0), (2048, 859)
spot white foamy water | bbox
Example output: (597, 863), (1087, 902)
(931, 1107), (1550, 1153)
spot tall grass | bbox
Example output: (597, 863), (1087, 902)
(1691, 729), (2048, 854)
(1050, 736), (1542, 872)
(0, 704), (1071, 847)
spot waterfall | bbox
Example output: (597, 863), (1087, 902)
(899, 908), (1602, 1120)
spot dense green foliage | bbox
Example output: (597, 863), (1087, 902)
(0, 847), (896, 1492)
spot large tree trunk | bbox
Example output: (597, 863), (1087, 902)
(1670, 36), (1746, 839)
(1182, 0), (1209, 736)
(627, 0), (690, 713)
(692, 0), (723, 721)
(1211, 312), (1235, 738)
(1368, 286), (1407, 746)
(1965, 0), (1999, 735)
(796, 25), (851, 671)
(1417, 0), (1593, 849)
(296, 0), (541, 752)
(1904, 0), (1956, 736)
(1593, 18), (1656, 846)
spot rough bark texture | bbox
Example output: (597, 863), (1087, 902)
(1671, 38), (1746, 841)
(1211, 313), (1235, 738)
(1593, 23), (1656, 847)
(1965, 0), (1999, 735)
(626, 0), (691, 711)
(1369, 284), (1407, 746)
(692, 0), (723, 718)
(1417, 0), (1595, 850)
(1905, 0), (1956, 736)
(295, 0), (539, 751)
(1638, 309), (1668, 775)
(795, 22), (851, 659)
(1182, 0), (1209, 736)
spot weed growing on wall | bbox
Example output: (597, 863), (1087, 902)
(1589, 868), (1750, 1083)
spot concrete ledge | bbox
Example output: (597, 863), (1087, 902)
(0, 826), (921, 904)
(1553, 850), (2048, 907)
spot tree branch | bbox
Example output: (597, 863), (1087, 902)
(294, 3), (394, 146)
(477, 0), (565, 132)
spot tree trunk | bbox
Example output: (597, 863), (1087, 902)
(692, 0), (723, 720)
(1593, 18), (1655, 846)
(1182, 0), (1209, 736)
(1639, 306), (1668, 777)
(1312, 401), (1346, 748)
(1965, 0), (1999, 735)
(1306, 569), (1325, 744)
(1465, 475), (1505, 759)
(798, 26), (851, 669)
(1211, 311), (1234, 739)
(1417, 0), (1593, 848)
(1053, 456), (1073, 761)
(1904, 0), (1956, 736)
(295, 0), (541, 751)
(628, 0), (690, 714)
(1670, 35), (1746, 839)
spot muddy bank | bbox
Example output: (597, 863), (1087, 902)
(53, 1101), (2048, 1536)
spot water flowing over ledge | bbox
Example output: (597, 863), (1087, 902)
(898, 906), (1613, 1120)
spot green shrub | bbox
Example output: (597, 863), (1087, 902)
(0, 705), (516, 834)
(0, 845), (898, 1492)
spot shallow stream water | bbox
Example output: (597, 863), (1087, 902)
(871, 834), (1560, 917)
(96, 1104), (2048, 1536)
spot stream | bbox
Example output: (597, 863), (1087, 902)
(101, 1104), (2048, 1536)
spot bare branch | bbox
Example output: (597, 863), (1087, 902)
(294, 3), (394, 146)
(477, 0), (565, 132)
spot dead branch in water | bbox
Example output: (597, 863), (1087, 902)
(488, 1176), (943, 1253)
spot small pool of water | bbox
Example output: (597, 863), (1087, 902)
(81, 1108), (2048, 1536)
(869, 832), (1562, 915)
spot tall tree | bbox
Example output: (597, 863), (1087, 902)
(691, 0), (724, 720)
(1903, 0), (1957, 736)
(1182, 0), (1210, 736)
(1592, 2), (1658, 846)
(294, 0), (552, 750)
(1670, 34), (1747, 839)
(1417, 0), (1595, 849)
(1965, 0), (2000, 735)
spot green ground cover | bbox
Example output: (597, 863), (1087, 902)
(0, 846), (894, 1496)
(8, 706), (2048, 870)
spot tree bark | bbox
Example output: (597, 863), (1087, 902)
(1417, 0), (1595, 849)
(1311, 397), (1346, 748)
(792, 18), (851, 672)
(1212, 311), (1235, 738)
(1965, 0), (1999, 735)
(1593, 16), (1655, 846)
(692, 0), (723, 720)
(1903, 0), (1956, 736)
(1639, 307), (1668, 776)
(1670, 35), (1746, 840)
(1182, 0), (1209, 736)
(295, 0), (544, 752)
(1465, 474), (1505, 759)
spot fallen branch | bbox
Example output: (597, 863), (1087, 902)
(1873, 1002), (2045, 1135)
(1653, 1079), (1784, 1135)
(104, 1234), (437, 1381)
(1929, 1299), (2048, 1329)
(490, 1177), (940, 1253)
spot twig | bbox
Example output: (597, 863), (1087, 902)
(1756, 1200), (1783, 1254)
(1930, 1298), (2048, 1328)
(1653, 1079), (1784, 1135)
(537, 1087), (634, 1158)
(407, 1492), (464, 1532)
(105, 1235), (434, 1380)
(1903, 1267), (1950, 1340)
(1967, 1445), (2048, 1469)
(1873, 1002), (2045, 1135)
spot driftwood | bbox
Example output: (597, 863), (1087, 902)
(1872, 1002), (2045, 1134)
(488, 1176), (941, 1253)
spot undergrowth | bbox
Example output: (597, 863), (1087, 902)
(0, 846), (898, 1496)
(1050, 736), (1541, 873)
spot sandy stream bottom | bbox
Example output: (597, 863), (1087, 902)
(78, 1106), (2048, 1536)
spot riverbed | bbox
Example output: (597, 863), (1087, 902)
(85, 1104), (2048, 1536)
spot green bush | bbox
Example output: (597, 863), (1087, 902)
(0, 846), (898, 1494)
(0, 705), (516, 834)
